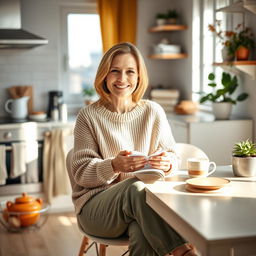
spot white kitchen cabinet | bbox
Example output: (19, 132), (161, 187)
(168, 113), (253, 165)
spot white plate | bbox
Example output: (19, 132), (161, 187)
(186, 177), (230, 190)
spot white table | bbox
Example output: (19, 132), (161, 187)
(145, 166), (256, 256)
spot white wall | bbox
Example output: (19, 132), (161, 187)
(0, 0), (60, 115)
(137, 0), (193, 100)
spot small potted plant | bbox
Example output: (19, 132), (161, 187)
(155, 13), (167, 26)
(232, 139), (256, 177)
(208, 21), (236, 61)
(231, 25), (255, 60)
(166, 9), (179, 24)
(82, 85), (98, 105)
(200, 72), (248, 119)
(208, 22), (255, 61)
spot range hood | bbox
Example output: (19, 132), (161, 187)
(0, 0), (48, 49)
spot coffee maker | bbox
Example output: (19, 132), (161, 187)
(47, 91), (63, 118)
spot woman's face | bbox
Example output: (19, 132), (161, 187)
(106, 53), (139, 101)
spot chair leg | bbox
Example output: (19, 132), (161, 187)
(78, 236), (89, 256)
(99, 244), (107, 256)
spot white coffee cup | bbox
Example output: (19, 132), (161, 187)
(187, 157), (216, 178)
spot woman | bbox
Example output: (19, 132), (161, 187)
(71, 42), (197, 256)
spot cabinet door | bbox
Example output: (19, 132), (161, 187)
(189, 120), (253, 165)
(169, 120), (188, 143)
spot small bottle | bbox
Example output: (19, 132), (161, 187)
(51, 107), (59, 121)
(59, 103), (68, 122)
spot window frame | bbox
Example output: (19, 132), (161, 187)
(59, 2), (101, 107)
(192, 0), (233, 108)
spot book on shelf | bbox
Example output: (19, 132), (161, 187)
(151, 98), (178, 106)
(151, 89), (180, 98)
(131, 151), (165, 182)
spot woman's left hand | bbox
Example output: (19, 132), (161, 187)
(148, 151), (173, 173)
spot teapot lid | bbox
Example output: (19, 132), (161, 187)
(15, 192), (35, 204)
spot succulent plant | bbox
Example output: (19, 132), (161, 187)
(232, 139), (256, 157)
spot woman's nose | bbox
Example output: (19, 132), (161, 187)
(117, 72), (126, 82)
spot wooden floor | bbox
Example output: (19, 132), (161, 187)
(0, 212), (129, 256)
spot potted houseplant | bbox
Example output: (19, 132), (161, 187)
(82, 85), (98, 105)
(208, 21), (236, 61)
(166, 9), (179, 24)
(209, 22), (255, 61)
(232, 139), (256, 177)
(200, 72), (249, 119)
(155, 13), (167, 26)
(231, 25), (255, 60)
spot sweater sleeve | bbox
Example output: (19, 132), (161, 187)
(72, 109), (119, 188)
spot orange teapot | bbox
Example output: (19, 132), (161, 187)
(4, 193), (43, 227)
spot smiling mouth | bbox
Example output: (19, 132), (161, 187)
(114, 84), (130, 89)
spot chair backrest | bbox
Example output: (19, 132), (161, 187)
(173, 143), (209, 170)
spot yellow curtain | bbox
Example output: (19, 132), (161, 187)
(97, 0), (137, 52)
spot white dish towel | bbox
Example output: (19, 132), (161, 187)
(11, 142), (27, 178)
(0, 145), (7, 184)
(25, 141), (39, 183)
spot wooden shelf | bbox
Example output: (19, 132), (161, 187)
(149, 53), (188, 59)
(149, 25), (188, 32)
(214, 61), (256, 79)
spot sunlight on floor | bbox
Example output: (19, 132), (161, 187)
(58, 215), (73, 226)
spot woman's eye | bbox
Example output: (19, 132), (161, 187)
(110, 69), (119, 73)
(127, 70), (135, 74)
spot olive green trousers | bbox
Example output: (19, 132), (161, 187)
(78, 178), (186, 256)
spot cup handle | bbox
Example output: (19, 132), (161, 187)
(207, 162), (216, 176)
(5, 99), (13, 113)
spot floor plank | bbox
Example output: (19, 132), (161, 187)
(0, 212), (128, 256)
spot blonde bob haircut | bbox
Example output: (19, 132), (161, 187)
(94, 42), (148, 103)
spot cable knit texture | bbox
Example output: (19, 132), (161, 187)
(70, 99), (176, 214)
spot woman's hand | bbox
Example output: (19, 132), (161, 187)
(148, 151), (173, 173)
(111, 150), (147, 173)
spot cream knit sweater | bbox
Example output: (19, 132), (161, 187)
(70, 99), (176, 214)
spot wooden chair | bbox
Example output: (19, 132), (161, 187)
(173, 143), (209, 170)
(66, 149), (129, 256)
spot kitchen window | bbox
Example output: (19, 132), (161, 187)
(192, 0), (232, 104)
(60, 3), (103, 107)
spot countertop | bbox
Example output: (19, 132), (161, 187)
(0, 116), (76, 129)
(167, 111), (252, 124)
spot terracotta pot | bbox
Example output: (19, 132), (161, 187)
(5, 193), (42, 227)
(235, 46), (250, 60)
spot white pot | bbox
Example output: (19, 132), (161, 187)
(221, 47), (235, 62)
(232, 156), (256, 177)
(156, 19), (166, 26)
(212, 102), (232, 120)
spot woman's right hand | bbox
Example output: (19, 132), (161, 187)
(111, 150), (147, 173)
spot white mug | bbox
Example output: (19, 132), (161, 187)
(5, 96), (29, 119)
(187, 157), (216, 178)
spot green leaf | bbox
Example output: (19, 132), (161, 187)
(200, 94), (211, 103)
(221, 72), (231, 87)
(208, 73), (215, 80)
(216, 88), (227, 96)
(208, 82), (216, 87)
(237, 93), (249, 101)
(228, 83), (238, 95)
